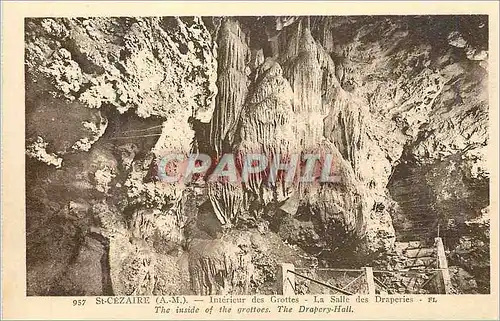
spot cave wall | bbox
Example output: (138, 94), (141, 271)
(25, 15), (489, 295)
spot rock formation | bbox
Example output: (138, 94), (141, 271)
(25, 15), (489, 295)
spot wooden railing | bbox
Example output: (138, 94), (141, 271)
(277, 237), (452, 295)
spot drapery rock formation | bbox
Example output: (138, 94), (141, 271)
(25, 15), (489, 295)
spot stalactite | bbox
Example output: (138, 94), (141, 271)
(208, 181), (244, 226)
(209, 18), (250, 154)
(238, 59), (298, 205)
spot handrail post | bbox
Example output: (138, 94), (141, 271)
(277, 263), (295, 295)
(363, 267), (376, 296)
(435, 237), (452, 294)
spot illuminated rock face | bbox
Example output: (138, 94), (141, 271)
(25, 16), (489, 295)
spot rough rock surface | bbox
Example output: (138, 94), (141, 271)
(25, 15), (489, 295)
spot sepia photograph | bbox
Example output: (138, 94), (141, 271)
(23, 13), (490, 299)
